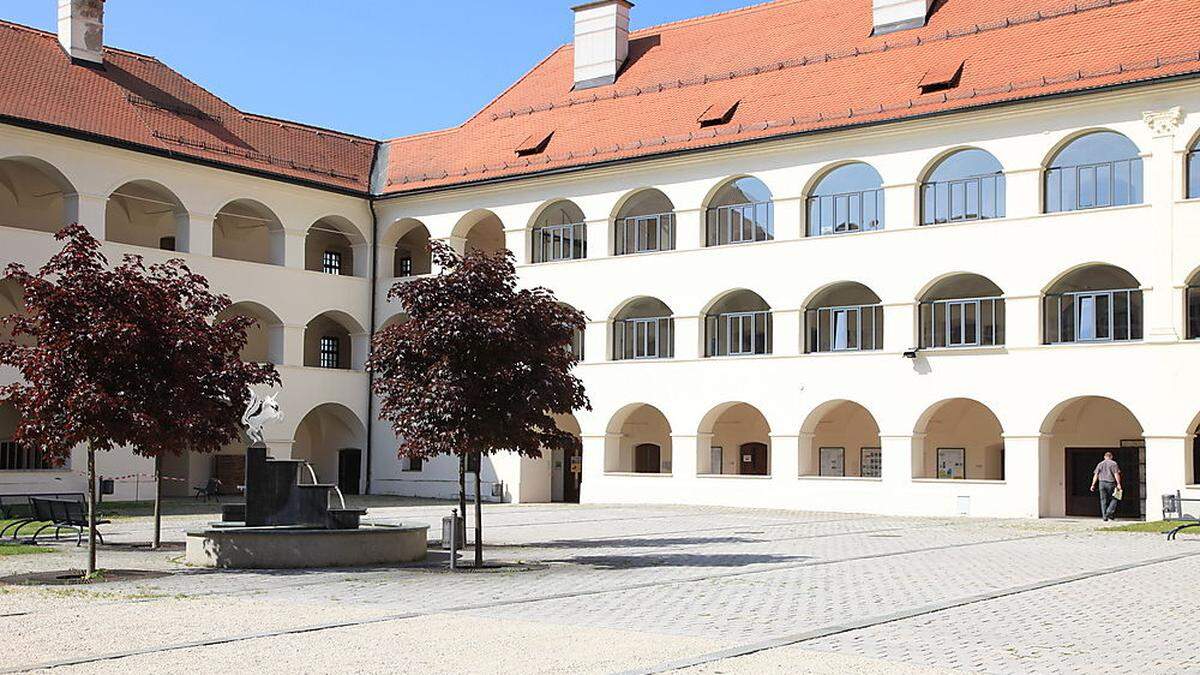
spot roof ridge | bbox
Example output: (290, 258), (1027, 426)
(0, 18), (161, 62)
(386, 45), (1200, 188)
(627, 0), (805, 39)
(241, 112), (378, 145)
(488, 0), (1141, 123)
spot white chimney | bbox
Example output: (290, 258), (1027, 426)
(872, 0), (934, 35)
(571, 0), (632, 90)
(58, 0), (105, 66)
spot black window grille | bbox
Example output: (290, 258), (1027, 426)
(0, 441), (50, 471)
(322, 250), (342, 275)
(319, 336), (341, 369)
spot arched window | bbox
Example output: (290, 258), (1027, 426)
(807, 163), (884, 236)
(214, 200), (284, 266)
(918, 274), (1005, 348)
(614, 189), (675, 255)
(106, 180), (187, 250)
(704, 291), (771, 357)
(1189, 138), (1200, 200)
(921, 150), (1005, 225)
(805, 283), (883, 353)
(531, 201), (586, 263)
(305, 217), (362, 277)
(1045, 131), (1143, 213)
(705, 177), (773, 246)
(612, 298), (674, 360)
(1044, 265), (1142, 343)
(0, 157), (73, 235)
(1186, 272), (1200, 340)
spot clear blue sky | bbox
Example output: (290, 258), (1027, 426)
(4, 1), (752, 139)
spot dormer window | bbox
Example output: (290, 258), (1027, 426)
(919, 60), (964, 94)
(698, 99), (740, 128)
(516, 131), (554, 157)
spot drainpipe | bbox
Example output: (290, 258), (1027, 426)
(364, 145), (383, 496)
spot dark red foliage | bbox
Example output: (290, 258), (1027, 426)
(368, 242), (589, 462)
(0, 225), (279, 464)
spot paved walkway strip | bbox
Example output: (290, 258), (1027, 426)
(615, 549), (1200, 675)
(3, 530), (1065, 672)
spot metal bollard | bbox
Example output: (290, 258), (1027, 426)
(448, 508), (458, 571)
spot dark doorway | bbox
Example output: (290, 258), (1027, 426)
(739, 442), (769, 476)
(634, 443), (661, 474)
(563, 446), (582, 503)
(337, 448), (362, 495)
(1065, 447), (1140, 519)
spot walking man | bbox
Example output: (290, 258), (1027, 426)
(1089, 451), (1123, 521)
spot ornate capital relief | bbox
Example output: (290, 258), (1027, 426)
(1143, 106), (1183, 137)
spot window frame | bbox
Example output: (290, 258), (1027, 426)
(0, 440), (53, 471)
(705, 310), (772, 357)
(921, 172), (1006, 225)
(532, 221), (587, 263)
(613, 316), (674, 361)
(705, 200), (774, 246)
(1045, 155), (1143, 213)
(1043, 288), (1142, 344)
(919, 296), (1005, 349)
(806, 188), (885, 237)
(806, 304), (884, 353)
(614, 212), (675, 255)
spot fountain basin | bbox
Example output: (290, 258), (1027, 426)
(185, 523), (428, 569)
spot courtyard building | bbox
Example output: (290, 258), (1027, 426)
(2, 0), (1199, 520)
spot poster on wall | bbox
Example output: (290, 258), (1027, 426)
(937, 447), (966, 479)
(860, 447), (882, 478)
(819, 447), (845, 477)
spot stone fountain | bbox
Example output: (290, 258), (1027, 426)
(184, 389), (427, 569)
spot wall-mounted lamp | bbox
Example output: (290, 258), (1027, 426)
(902, 348), (920, 359)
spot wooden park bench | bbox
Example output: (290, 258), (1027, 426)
(1162, 491), (1200, 541)
(26, 496), (109, 546)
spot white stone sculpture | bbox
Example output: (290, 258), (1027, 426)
(242, 386), (284, 446)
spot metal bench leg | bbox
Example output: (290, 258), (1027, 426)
(28, 523), (53, 544)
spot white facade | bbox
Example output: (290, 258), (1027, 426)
(3, 16), (1200, 522)
(371, 80), (1200, 522)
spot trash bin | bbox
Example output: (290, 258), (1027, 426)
(442, 514), (465, 551)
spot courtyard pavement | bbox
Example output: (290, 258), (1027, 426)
(1, 500), (1198, 674)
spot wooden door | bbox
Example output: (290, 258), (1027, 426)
(337, 449), (362, 496)
(634, 443), (661, 474)
(739, 442), (769, 476)
(563, 447), (582, 503)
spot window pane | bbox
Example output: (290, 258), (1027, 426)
(919, 303), (933, 348)
(1130, 290), (1143, 340)
(934, 302), (948, 348)
(964, 301), (978, 344)
(1078, 295), (1096, 340)
(1113, 291), (1130, 341)
(949, 303), (963, 345)
(1189, 287), (1200, 339)
(1060, 295), (1075, 343)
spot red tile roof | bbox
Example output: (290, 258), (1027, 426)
(379, 0), (1200, 194)
(0, 21), (376, 194)
(1, 0), (1197, 198)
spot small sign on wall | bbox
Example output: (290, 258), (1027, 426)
(937, 447), (966, 480)
(861, 447), (882, 478)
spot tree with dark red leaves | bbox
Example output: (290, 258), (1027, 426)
(0, 225), (278, 576)
(369, 242), (589, 567)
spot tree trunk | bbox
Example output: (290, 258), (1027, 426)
(86, 448), (97, 577)
(151, 454), (162, 550)
(473, 450), (483, 567)
(458, 453), (466, 533)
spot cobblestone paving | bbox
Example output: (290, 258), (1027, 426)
(1, 502), (1197, 674)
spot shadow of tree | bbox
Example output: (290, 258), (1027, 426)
(512, 535), (761, 550)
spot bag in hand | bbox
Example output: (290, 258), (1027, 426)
(1113, 487), (1124, 501)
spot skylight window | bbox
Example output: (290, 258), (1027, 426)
(698, 99), (741, 128)
(515, 130), (555, 156)
(918, 60), (965, 94)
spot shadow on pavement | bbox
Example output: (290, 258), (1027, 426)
(552, 552), (811, 570)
